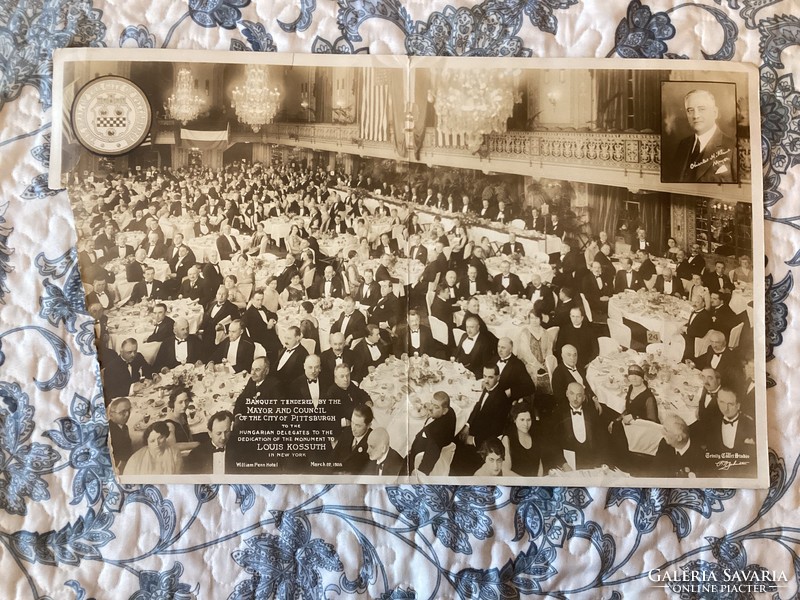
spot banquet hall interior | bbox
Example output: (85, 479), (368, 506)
(63, 58), (757, 481)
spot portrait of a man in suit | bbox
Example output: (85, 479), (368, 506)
(661, 83), (738, 184)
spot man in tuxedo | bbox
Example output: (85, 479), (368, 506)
(478, 199), (497, 221)
(554, 307), (600, 367)
(708, 291), (738, 338)
(125, 249), (149, 284)
(655, 268), (685, 298)
(140, 230), (167, 261)
(407, 234), (428, 264)
(551, 344), (594, 412)
(703, 260), (733, 294)
(465, 247), (490, 287)
(129, 266), (164, 304)
(457, 265), (488, 300)
(94, 223), (118, 257)
(690, 368), (724, 443)
(374, 253), (399, 285)
(184, 411), (233, 475)
(86, 277), (118, 311)
(78, 238), (105, 282)
(243, 289), (279, 363)
(211, 319), (255, 373)
(492, 261), (525, 296)
(374, 232), (401, 258)
(675, 249), (694, 282)
(656, 414), (707, 478)
(705, 388), (756, 472)
(636, 250), (657, 285)
(689, 329), (742, 390)
(275, 256), (300, 294)
(332, 404), (374, 475)
(368, 280), (400, 342)
(153, 317), (202, 371)
(364, 428), (404, 477)
(145, 303), (174, 343)
(527, 274), (555, 315)
(614, 257), (644, 293)
(550, 382), (608, 471)
(595, 243), (616, 283)
(201, 286), (239, 346)
(453, 316), (492, 378)
(351, 325), (390, 382)
(441, 270), (459, 305)
(311, 265), (345, 300)
(166, 232), (195, 267)
(201, 250), (224, 294)
(451, 365), (510, 475)
(552, 286), (581, 328)
(287, 354), (331, 404)
(494, 337), (535, 402)
(107, 397), (133, 470)
(581, 261), (613, 320)
(320, 332), (355, 382)
(407, 391), (457, 476)
(325, 364), (372, 431)
(103, 338), (154, 398)
(684, 293), (713, 358)
(394, 310), (439, 358)
(672, 89), (737, 183)
(354, 268), (381, 309)
(179, 265), (212, 306)
(274, 326), (309, 384)
(216, 222), (242, 260)
(106, 233), (135, 262)
(687, 244), (706, 275)
(500, 233), (525, 256)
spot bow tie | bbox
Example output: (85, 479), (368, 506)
(307, 379), (317, 384)
(723, 417), (739, 426)
(410, 330), (419, 334)
(498, 358), (508, 364)
(467, 337), (475, 342)
(176, 339), (186, 345)
(567, 366), (577, 372)
(212, 447), (225, 453)
(283, 347), (295, 353)
(571, 410), (583, 416)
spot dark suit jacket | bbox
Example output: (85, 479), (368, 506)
(394, 324), (441, 359)
(686, 309), (713, 343)
(105, 244), (135, 261)
(125, 261), (147, 284)
(130, 279), (164, 304)
(709, 304), (739, 337)
(201, 300), (240, 341)
(184, 437), (226, 474)
(310, 275), (345, 300)
(407, 410), (457, 475)
(103, 352), (153, 398)
(332, 428), (371, 474)
(581, 272), (613, 313)
(85, 291), (116, 310)
(456, 278), (488, 300)
(614, 270), (644, 294)
(325, 383), (372, 429)
(638, 259), (657, 282)
(654, 276), (686, 297)
(351, 339), (390, 382)
(109, 422), (133, 468)
(675, 128), (738, 183)
(554, 323), (600, 367)
(273, 345), (310, 383)
(201, 263), (224, 293)
(551, 401), (607, 470)
(364, 447), (405, 477)
(216, 234), (242, 261)
(527, 284), (556, 314)
(212, 337), (255, 373)
(690, 387), (723, 444)
(320, 348), (355, 380)
(153, 335), (203, 371)
(492, 273), (525, 296)
(141, 239), (168, 261)
(353, 281), (381, 307)
(551, 364), (592, 408)
(703, 270), (733, 294)
(466, 386), (510, 446)
(495, 354), (535, 401)
(408, 245), (428, 264)
(694, 348), (742, 389)
(287, 372), (333, 401)
(454, 332), (494, 378)
(430, 295), (458, 327)
(179, 278), (212, 306)
(655, 439), (707, 478)
(500, 242), (525, 256)
(145, 316), (175, 343)
(330, 310), (368, 341)
(368, 293), (399, 328)
(706, 413), (756, 456)
(242, 305), (278, 346)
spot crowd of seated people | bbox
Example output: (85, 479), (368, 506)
(77, 159), (755, 478)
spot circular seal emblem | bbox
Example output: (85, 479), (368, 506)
(70, 76), (151, 156)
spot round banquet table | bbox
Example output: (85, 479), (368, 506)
(366, 216), (396, 243)
(126, 363), (249, 446)
(362, 257), (423, 295)
(116, 230), (146, 249)
(485, 255), (554, 286)
(249, 253), (284, 289)
(458, 293), (534, 341)
(586, 348), (704, 428)
(185, 233), (253, 262)
(317, 233), (359, 258)
(106, 298), (204, 356)
(158, 215), (197, 241)
(360, 356), (481, 455)
(607, 289), (691, 341)
(613, 256), (676, 277)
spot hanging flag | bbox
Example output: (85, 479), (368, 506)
(360, 68), (389, 142)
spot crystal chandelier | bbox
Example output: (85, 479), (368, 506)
(232, 65), (281, 132)
(167, 68), (206, 124)
(433, 68), (521, 150)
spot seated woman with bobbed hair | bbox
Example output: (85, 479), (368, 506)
(124, 421), (183, 476)
(473, 438), (518, 477)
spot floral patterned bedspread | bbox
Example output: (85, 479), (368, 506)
(0, 1), (798, 598)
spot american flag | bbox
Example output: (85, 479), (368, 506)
(360, 68), (389, 142)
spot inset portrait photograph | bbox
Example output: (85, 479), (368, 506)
(661, 81), (738, 184)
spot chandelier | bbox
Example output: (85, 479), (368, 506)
(433, 68), (521, 151)
(232, 65), (281, 132)
(167, 68), (206, 124)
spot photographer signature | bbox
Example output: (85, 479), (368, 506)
(716, 459), (749, 471)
